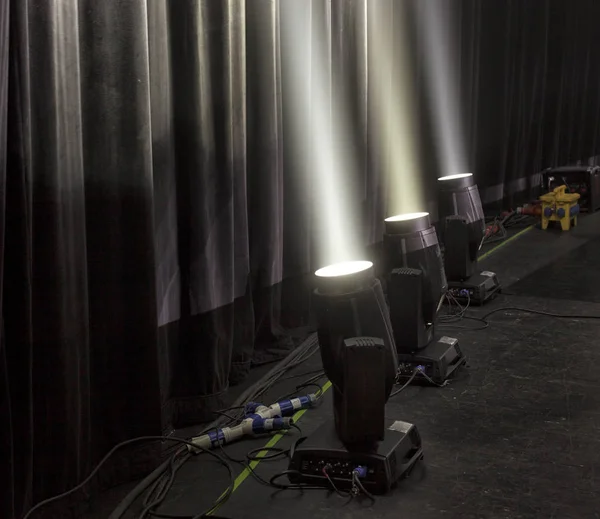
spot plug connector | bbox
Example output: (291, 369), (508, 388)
(353, 466), (367, 479)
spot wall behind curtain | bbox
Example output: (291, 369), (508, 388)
(4, 1), (600, 518)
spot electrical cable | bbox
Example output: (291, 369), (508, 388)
(438, 314), (489, 331)
(322, 466), (352, 498)
(142, 454), (178, 512)
(209, 340), (321, 433)
(437, 291), (490, 331)
(481, 211), (535, 246)
(246, 446), (289, 461)
(417, 370), (448, 387)
(481, 306), (600, 322)
(213, 440), (275, 489)
(266, 468), (374, 501)
(107, 455), (180, 519)
(438, 292), (490, 331)
(184, 433), (309, 499)
(438, 291), (470, 323)
(211, 409), (242, 422)
(274, 378), (325, 403)
(268, 470), (336, 491)
(23, 436), (234, 519)
(219, 334), (319, 424)
(140, 452), (191, 519)
(441, 300), (600, 333)
(136, 451), (192, 519)
(504, 214), (533, 228)
(352, 472), (376, 502)
(237, 436), (309, 489)
(393, 367), (448, 391)
(253, 343), (321, 402)
(278, 368), (325, 382)
(137, 346), (321, 518)
(106, 333), (319, 518)
(213, 434), (309, 495)
(215, 430), (373, 503)
(389, 369), (419, 397)
(482, 214), (508, 245)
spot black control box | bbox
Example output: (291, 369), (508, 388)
(448, 270), (501, 306)
(396, 335), (466, 385)
(288, 419), (423, 495)
(542, 166), (600, 213)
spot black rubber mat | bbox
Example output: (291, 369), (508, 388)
(509, 237), (600, 303)
(214, 293), (600, 519)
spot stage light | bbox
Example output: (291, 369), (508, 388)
(312, 260), (397, 445)
(437, 173), (484, 278)
(383, 212), (446, 349)
(383, 212), (466, 384)
(437, 173), (501, 305)
(287, 260), (423, 495)
(315, 261), (374, 279)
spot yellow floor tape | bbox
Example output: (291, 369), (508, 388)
(208, 380), (332, 513)
(478, 225), (534, 261)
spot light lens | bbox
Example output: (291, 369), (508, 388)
(315, 261), (373, 278)
(437, 173), (473, 181)
(385, 212), (430, 222)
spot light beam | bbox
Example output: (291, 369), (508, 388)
(281, 1), (361, 269)
(416, 1), (468, 174)
(368, 0), (425, 217)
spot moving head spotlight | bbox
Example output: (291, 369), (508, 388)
(312, 261), (397, 445)
(288, 261), (423, 494)
(437, 173), (501, 305)
(384, 213), (466, 385)
(383, 212), (446, 350)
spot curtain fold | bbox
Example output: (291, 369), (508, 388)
(5, 1), (163, 516)
(5, 1), (600, 518)
(0, 0), (10, 516)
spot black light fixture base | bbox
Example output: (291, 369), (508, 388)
(288, 418), (423, 495)
(447, 270), (501, 306)
(396, 336), (466, 385)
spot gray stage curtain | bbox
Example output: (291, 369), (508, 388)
(413, 0), (600, 208)
(4, 1), (600, 518)
(0, 0), (9, 513)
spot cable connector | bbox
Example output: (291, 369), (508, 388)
(246, 416), (294, 435)
(244, 402), (262, 414)
(353, 466), (367, 479)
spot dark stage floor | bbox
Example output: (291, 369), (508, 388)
(94, 214), (600, 519)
